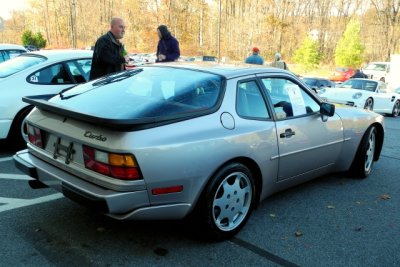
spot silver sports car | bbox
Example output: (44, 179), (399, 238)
(14, 64), (384, 240)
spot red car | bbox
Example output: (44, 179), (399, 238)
(329, 67), (355, 82)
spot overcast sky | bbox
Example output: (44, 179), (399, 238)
(0, 0), (28, 20)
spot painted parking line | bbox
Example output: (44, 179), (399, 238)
(0, 156), (13, 163)
(0, 193), (63, 213)
(0, 174), (33, 180)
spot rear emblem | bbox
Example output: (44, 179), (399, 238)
(84, 131), (107, 142)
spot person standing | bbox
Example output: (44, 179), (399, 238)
(245, 47), (264, 65)
(270, 52), (289, 70)
(156, 25), (180, 62)
(89, 17), (130, 80)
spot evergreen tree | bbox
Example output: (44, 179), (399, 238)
(292, 35), (321, 72)
(335, 20), (365, 67)
(21, 30), (47, 49)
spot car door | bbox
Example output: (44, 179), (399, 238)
(261, 77), (344, 181)
(370, 82), (396, 113)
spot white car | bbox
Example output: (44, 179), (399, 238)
(319, 78), (400, 117)
(0, 49), (93, 147)
(0, 44), (28, 63)
(363, 62), (390, 82)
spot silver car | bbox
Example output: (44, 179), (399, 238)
(14, 64), (384, 240)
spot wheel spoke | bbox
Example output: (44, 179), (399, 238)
(365, 130), (376, 171)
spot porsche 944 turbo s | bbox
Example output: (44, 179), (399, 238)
(14, 64), (384, 240)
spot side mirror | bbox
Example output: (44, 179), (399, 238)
(320, 102), (335, 117)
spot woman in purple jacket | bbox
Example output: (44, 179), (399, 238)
(156, 25), (180, 62)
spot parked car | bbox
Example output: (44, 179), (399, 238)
(319, 78), (400, 117)
(14, 64), (384, 240)
(329, 67), (355, 83)
(0, 49), (93, 147)
(301, 77), (336, 94)
(24, 45), (39, 51)
(0, 44), (28, 63)
(362, 62), (390, 82)
(184, 56), (218, 62)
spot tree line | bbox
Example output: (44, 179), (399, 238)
(0, 0), (399, 68)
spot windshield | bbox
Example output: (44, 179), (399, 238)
(50, 66), (224, 120)
(0, 54), (46, 78)
(338, 79), (377, 92)
(364, 63), (387, 71)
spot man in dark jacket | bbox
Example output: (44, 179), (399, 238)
(89, 17), (130, 80)
(156, 25), (180, 62)
(351, 69), (368, 79)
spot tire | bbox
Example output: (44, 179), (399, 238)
(364, 98), (374, 111)
(199, 163), (255, 241)
(350, 126), (377, 178)
(391, 100), (400, 117)
(7, 107), (32, 149)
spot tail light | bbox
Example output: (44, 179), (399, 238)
(27, 124), (44, 149)
(82, 145), (142, 180)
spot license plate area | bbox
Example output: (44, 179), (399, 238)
(53, 137), (75, 164)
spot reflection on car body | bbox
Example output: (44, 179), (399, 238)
(14, 64), (384, 240)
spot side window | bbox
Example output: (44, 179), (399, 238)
(0, 51), (5, 63)
(66, 60), (90, 83)
(237, 80), (270, 119)
(28, 64), (70, 84)
(262, 78), (320, 119)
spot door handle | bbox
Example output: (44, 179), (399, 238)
(280, 128), (295, 138)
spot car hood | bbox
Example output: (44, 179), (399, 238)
(320, 87), (368, 99)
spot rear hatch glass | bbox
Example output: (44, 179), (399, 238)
(26, 66), (225, 129)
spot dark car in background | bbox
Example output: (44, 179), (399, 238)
(24, 45), (39, 51)
(302, 77), (336, 94)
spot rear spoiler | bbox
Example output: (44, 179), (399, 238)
(22, 95), (202, 131)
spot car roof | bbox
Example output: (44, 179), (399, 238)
(152, 62), (294, 79)
(22, 49), (93, 61)
(0, 43), (28, 51)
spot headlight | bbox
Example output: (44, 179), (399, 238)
(353, 92), (362, 99)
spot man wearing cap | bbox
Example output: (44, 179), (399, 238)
(245, 47), (264, 65)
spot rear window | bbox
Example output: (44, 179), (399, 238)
(0, 54), (46, 78)
(364, 63), (388, 71)
(50, 67), (224, 120)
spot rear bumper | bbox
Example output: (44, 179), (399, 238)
(13, 150), (191, 219)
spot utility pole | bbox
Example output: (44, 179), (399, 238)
(217, 0), (221, 63)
